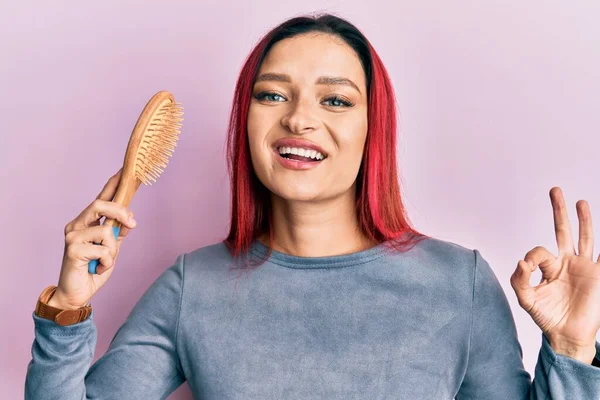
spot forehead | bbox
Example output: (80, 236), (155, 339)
(258, 33), (367, 90)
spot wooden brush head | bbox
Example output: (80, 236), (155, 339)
(112, 91), (184, 211)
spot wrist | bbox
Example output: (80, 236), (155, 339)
(35, 285), (93, 326)
(47, 289), (86, 311)
(547, 336), (597, 364)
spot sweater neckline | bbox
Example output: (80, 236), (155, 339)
(248, 240), (391, 269)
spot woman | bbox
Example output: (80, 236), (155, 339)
(25, 14), (600, 399)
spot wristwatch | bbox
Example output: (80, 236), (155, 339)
(34, 285), (92, 326)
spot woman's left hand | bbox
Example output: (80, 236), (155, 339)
(510, 187), (600, 364)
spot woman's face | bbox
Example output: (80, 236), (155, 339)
(247, 33), (368, 202)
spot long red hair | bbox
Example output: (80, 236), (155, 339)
(224, 14), (426, 266)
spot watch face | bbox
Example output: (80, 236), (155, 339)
(55, 309), (87, 326)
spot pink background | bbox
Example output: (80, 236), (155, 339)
(2, 1), (599, 398)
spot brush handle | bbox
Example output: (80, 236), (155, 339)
(88, 175), (141, 274)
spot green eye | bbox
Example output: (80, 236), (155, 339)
(255, 92), (286, 102)
(322, 96), (354, 107)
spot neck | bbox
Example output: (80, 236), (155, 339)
(259, 188), (377, 257)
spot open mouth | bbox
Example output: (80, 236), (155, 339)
(276, 146), (327, 162)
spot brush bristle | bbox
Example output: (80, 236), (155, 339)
(135, 101), (184, 185)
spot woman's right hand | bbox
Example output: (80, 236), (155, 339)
(48, 169), (138, 310)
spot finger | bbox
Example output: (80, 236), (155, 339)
(576, 200), (594, 260)
(117, 212), (134, 240)
(65, 225), (119, 254)
(70, 200), (136, 232)
(524, 246), (558, 279)
(96, 169), (123, 201)
(550, 187), (576, 255)
(95, 263), (115, 275)
(96, 254), (122, 275)
(66, 243), (114, 271)
(64, 170), (125, 235)
(510, 260), (535, 312)
(118, 225), (131, 240)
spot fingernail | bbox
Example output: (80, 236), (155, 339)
(129, 217), (137, 226)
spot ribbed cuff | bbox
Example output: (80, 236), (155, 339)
(541, 333), (600, 374)
(32, 310), (95, 336)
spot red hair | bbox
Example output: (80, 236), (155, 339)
(224, 14), (426, 266)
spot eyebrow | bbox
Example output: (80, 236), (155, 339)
(254, 73), (361, 94)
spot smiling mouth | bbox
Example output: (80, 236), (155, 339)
(280, 153), (321, 162)
(276, 146), (327, 162)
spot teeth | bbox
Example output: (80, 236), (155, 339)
(278, 146), (325, 160)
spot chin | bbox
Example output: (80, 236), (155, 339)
(270, 183), (325, 202)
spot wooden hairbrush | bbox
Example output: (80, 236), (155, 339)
(88, 91), (184, 274)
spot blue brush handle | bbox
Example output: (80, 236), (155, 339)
(88, 226), (121, 274)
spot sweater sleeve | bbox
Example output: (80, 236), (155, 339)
(25, 254), (186, 400)
(456, 250), (600, 400)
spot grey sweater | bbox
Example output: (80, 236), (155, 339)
(25, 237), (600, 399)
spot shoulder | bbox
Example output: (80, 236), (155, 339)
(393, 236), (486, 290)
(173, 241), (240, 286)
(184, 241), (232, 264)
(407, 235), (478, 270)
(408, 236), (501, 296)
(176, 241), (234, 273)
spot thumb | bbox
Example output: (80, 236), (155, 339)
(118, 225), (132, 240)
(510, 260), (535, 312)
(117, 212), (136, 241)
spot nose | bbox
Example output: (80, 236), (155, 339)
(280, 100), (321, 135)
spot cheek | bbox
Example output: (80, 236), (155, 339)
(246, 105), (261, 144)
(246, 105), (278, 190)
(247, 103), (282, 147)
(247, 106), (268, 162)
(336, 116), (368, 163)
(330, 119), (369, 189)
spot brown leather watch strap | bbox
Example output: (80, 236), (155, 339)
(35, 285), (92, 326)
